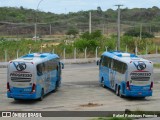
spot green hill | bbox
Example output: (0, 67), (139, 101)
(0, 6), (160, 36)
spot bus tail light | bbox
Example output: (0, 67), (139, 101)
(7, 82), (10, 92)
(31, 83), (36, 93)
(126, 81), (130, 90)
(150, 82), (153, 90)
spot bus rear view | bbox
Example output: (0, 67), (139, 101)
(97, 51), (153, 98)
(126, 60), (153, 97)
(7, 53), (63, 101)
(7, 61), (35, 99)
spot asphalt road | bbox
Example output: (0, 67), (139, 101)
(0, 62), (160, 119)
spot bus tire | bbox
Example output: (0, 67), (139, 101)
(55, 80), (60, 91)
(116, 85), (119, 96)
(101, 78), (105, 88)
(14, 98), (20, 101)
(140, 97), (145, 99)
(39, 89), (44, 101)
(119, 87), (123, 98)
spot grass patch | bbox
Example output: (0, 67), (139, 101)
(154, 63), (160, 68)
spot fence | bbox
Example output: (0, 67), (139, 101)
(0, 54), (160, 68)
(1, 45), (160, 63)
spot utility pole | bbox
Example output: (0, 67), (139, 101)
(50, 24), (52, 35)
(89, 12), (91, 34)
(140, 23), (142, 40)
(149, 24), (152, 34)
(35, 0), (44, 41)
(115, 5), (123, 51)
(34, 23), (37, 41)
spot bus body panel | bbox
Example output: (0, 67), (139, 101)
(126, 60), (153, 97)
(7, 61), (35, 99)
(7, 53), (63, 100)
(119, 81), (152, 97)
(98, 51), (153, 98)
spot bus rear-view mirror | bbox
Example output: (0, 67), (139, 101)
(97, 60), (99, 66)
(61, 62), (64, 69)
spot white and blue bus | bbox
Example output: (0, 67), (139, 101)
(7, 53), (64, 100)
(97, 51), (153, 98)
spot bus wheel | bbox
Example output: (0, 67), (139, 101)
(140, 97), (145, 99)
(55, 80), (60, 91)
(14, 98), (20, 101)
(119, 87), (123, 98)
(101, 78), (105, 88)
(39, 89), (44, 101)
(116, 85), (119, 96)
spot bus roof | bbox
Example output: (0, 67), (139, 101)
(10, 53), (59, 64)
(102, 51), (150, 63)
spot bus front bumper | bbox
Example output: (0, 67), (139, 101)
(7, 91), (38, 100)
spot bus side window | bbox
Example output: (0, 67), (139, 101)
(108, 58), (112, 69)
(121, 63), (127, 74)
(37, 64), (43, 76)
(42, 63), (46, 73)
(108, 58), (113, 69)
(102, 56), (112, 68)
(102, 56), (106, 66)
(47, 59), (54, 71)
(112, 59), (117, 71)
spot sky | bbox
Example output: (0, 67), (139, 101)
(0, 0), (160, 14)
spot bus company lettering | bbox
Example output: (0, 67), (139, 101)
(130, 72), (151, 77)
(10, 72), (32, 77)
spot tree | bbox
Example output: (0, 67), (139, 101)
(66, 27), (79, 38)
(81, 30), (102, 40)
(74, 38), (98, 52)
(97, 6), (102, 14)
(124, 29), (154, 38)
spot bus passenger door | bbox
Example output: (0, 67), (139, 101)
(109, 59), (115, 88)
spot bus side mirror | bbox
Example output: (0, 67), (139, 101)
(61, 62), (64, 69)
(97, 60), (99, 66)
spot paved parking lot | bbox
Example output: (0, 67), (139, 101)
(0, 62), (160, 119)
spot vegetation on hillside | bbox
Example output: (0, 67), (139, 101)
(1, 6), (160, 23)
(0, 6), (160, 61)
(1, 6), (160, 35)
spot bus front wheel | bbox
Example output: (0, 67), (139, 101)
(55, 80), (60, 91)
(116, 85), (119, 96)
(101, 78), (105, 88)
(14, 98), (20, 101)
